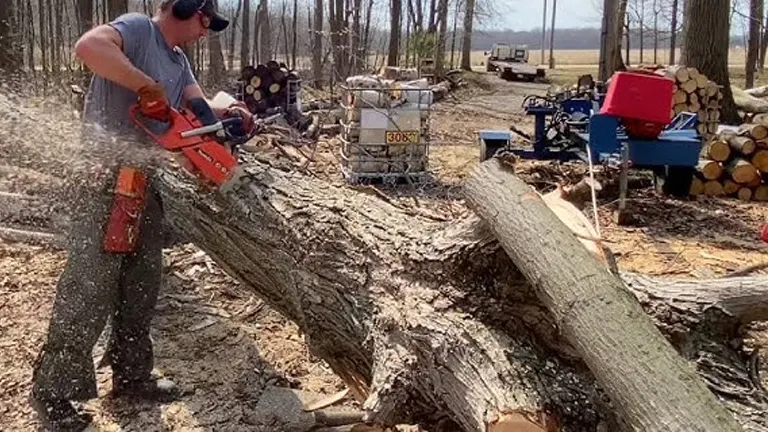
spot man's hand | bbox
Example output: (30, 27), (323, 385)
(137, 82), (170, 121)
(224, 105), (255, 134)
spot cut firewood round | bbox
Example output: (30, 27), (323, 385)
(739, 123), (768, 140)
(754, 184), (768, 201)
(751, 149), (768, 172)
(697, 159), (723, 180)
(723, 179), (741, 195)
(703, 180), (725, 196)
(703, 139), (730, 162)
(737, 187), (753, 201)
(689, 176), (705, 195)
(726, 135), (756, 156)
(726, 158), (759, 184)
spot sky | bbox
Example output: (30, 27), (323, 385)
(489, 0), (603, 31)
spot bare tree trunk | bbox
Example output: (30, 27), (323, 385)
(38, 0), (47, 85)
(208, 0), (226, 86)
(449, 0), (461, 68)
(618, 0), (628, 68)
(240, 0), (251, 68)
(599, 0), (623, 80)
(459, 0), (473, 70)
(328, 0), (346, 79)
(281, 1), (289, 64)
(760, 12), (768, 70)
(433, 0), (448, 77)
(746, 0), (762, 88)
(362, 0), (374, 70)
(107, 0), (127, 19)
(0, 0), (21, 72)
(292, 0), (298, 69)
(638, 0), (644, 64)
(670, 0), (679, 64)
(26, 0), (34, 75)
(258, 0), (271, 62)
(227, 0), (242, 71)
(653, 0), (659, 63)
(681, 0), (740, 124)
(387, 0), (402, 66)
(349, 0), (361, 74)
(47, 0), (56, 75)
(312, 0), (322, 87)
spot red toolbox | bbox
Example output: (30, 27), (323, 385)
(600, 71), (675, 139)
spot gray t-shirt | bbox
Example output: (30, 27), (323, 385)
(82, 12), (197, 136)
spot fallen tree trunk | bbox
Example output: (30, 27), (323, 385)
(146, 148), (768, 431)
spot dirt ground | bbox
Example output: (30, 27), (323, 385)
(1, 72), (767, 431)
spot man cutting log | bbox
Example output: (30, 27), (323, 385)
(29, 2), (252, 430)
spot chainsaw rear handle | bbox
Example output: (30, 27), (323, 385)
(129, 104), (174, 143)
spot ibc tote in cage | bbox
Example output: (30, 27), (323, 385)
(339, 75), (433, 185)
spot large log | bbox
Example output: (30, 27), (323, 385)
(1, 95), (766, 430)
(463, 160), (746, 432)
(147, 149), (768, 431)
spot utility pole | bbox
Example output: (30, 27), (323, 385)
(548, 0), (557, 68)
(541, 0), (547, 64)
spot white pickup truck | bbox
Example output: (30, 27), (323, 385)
(485, 44), (546, 82)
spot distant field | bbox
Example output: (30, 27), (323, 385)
(466, 48), (749, 67)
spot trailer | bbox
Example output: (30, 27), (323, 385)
(485, 43), (546, 82)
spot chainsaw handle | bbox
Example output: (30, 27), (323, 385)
(129, 104), (173, 141)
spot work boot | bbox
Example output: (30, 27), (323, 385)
(29, 393), (92, 432)
(112, 376), (180, 403)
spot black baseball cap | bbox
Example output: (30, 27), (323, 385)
(198, 0), (229, 32)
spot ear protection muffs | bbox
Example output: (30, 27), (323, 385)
(172, 0), (204, 20)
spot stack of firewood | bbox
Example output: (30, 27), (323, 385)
(656, 65), (723, 141)
(238, 61), (301, 115)
(692, 120), (768, 201)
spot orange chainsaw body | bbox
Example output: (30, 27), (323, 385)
(129, 104), (238, 187)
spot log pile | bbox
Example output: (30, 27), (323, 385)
(237, 61), (301, 116)
(692, 120), (768, 201)
(656, 65), (724, 140)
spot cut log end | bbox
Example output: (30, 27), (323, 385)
(704, 139), (731, 162)
(697, 159), (723, 180)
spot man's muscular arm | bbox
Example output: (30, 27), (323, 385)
(74, 24), (155, 93)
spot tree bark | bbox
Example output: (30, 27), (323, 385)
(207, 0), (226, 87)
(681, 0), (741, 124)
(388, 0), (402, 66)
(107, 0), (127, 20)
(312, 0), (323, 87)
(292, 0), (298, 69)
(670, 0), (679, 64)
(140, 146), (768, 431)
(0, 0), (21, 72)
(599, 0), (622, 80)
(240, 0), (251, 68)
(760, 11), (768, 70)
(258, 0), (271, 62)
(459, 0), (474, 70)
(746, 0), (763, 88)
(227, 0), (243, 71)
(433, 0), (448, 77)
(464, 159), (747, 432)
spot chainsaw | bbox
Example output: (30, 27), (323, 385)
(129, 96), (272, 187)
(103, 96), (278, 253)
